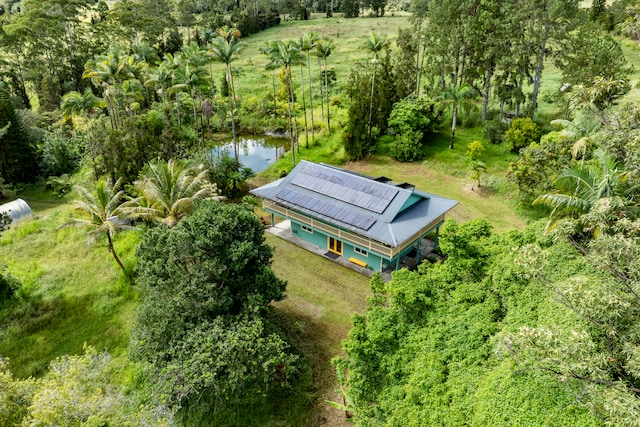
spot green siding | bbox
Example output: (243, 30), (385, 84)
(290, 220), (386, 270)
(290, 221), (328, 249)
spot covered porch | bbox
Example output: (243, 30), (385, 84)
(266, 220), (439, 283)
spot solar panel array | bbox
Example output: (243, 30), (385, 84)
(276, 189), (376, 231)
(291, 164), (398, 214)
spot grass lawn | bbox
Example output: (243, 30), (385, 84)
(269, 234), (371, 426)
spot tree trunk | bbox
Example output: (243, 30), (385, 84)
(271, 70), (277, 118)
(300, 65), (309, 148)
(415, 20), (422, 97)
(531, 24), (549, 121)
(324, 58), (330, 131)
(306, 52), (315, 143)
(482, 62), (493, 121)
(107, 232), (126, 272)
(368, 60), (377, 146)
(83, 112), (98, 180)
(286, 67), (295, 167)
(228, 65), (238, 161)
(450, 107), (457, 149)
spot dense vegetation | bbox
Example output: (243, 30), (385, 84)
(2, 0), (640, 425)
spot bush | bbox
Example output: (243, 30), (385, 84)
(39, 131), (83, 177)
(387, 96), (442, 162)
(504, 117), (542, 152)
(484, 117), (510, 144)
(390, 130), (423, 162)
(0, 269), (19, 304)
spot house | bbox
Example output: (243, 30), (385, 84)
(251, 161), (458, 272)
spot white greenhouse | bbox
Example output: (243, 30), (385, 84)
(0, 198), (33, 222)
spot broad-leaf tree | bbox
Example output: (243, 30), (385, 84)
(131, 201), (296, 408)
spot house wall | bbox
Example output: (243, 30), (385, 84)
(290, 220), (383, 270)
(290, 221), (328, 249)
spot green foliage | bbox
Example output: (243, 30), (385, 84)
(390, 130), (423, 162)
(533, 150), (639, 232)
(341, 0), (360, 18)
(132, 201), (295, 408)
(39, 131), (84, 178)
(93, 115), (180, 184)
(507, 131), (574, 201)
(0, 268), (19, 305)
(339, 219), (600, 426)
(466, 140), (484, 161)
(0, 85), (39, 183)
(128, 158), (220, 228)
(206, 156), (255, 199)
(503, 219), (640, 425)
(343, 66), (375, 160)
(556, 23), (631, 87)
(483, 116), (509, 144)
(388, 96), (442, 162)
(504, 117), (542, 152)
(388, 96), (441, 136)
(159, 315), (298, 405)
(0, 212), (11, 234)
(0, 346), (175, 426)
(70, 179), (137, 272)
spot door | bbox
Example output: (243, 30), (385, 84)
(328, 236), (342, 255)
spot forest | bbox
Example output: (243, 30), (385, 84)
(2, 0), (640, 425)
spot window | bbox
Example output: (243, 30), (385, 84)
(301, 224), (313, 233)
(354, 247), (368, 257)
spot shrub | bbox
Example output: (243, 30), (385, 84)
(484, 117), (509, 144)
(390, 130), (423, 162)
(504, 117), (542, 152)
(0, 269), (19, 304)
(466, 140), (485, 161)
(39, 131), (83, 178)
(387, 96), (442, 162)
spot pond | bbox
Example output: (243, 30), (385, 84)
(210, 136), (290, 173)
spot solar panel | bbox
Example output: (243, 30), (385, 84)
(276, 189), (375, 231)
(291, 163), (399, 214)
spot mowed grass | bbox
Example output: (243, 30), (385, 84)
(268, 233), (370, 425)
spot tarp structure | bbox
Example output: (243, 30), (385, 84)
(0, 198), (33, 222)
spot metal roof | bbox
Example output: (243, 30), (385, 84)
(251, 161), (458, 247)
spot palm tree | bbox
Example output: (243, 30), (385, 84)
(301, 32), (319, 144)
(208, 28), (244, 159)
(363, 31), (390, 144)
(270, 41), (305, 166)
(314, 38), (334, 131)
(533, 150), (639, 231)
(551, 112), (601, 168)
(144, 63), (173, 111)
(60, 88), (106, 177)
(295, 38), (310, 148)
(128, 159), (224, 228)
(172, 63), (209, 132)
(259, 43), (279, 119)
(436, 83), (478, 149)
(70, 179), (134, 272)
